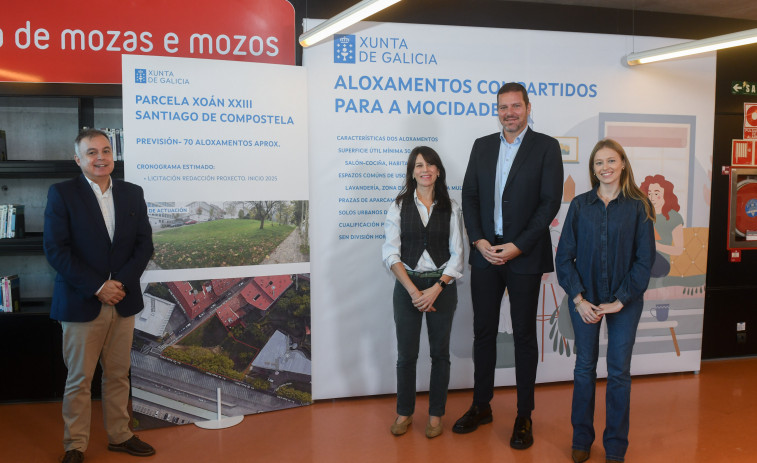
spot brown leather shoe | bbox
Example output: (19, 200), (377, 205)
(107, 435), (156, 457)
(62, 449), (84, 463)
(425, 418), (443, 438)
(572, 449), (590, 462)
(390, 416), (413, 436)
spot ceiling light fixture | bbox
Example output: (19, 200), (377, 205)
(299, 0), (402, 48)
(626, 27), (757, 65)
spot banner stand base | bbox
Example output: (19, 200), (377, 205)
(195, 415), (244, 429)
(194, 387), (244, 430)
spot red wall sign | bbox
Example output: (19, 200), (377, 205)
(732, 139), (756, 167)
(0, 0), (295, 84)
(745, 103), (757, 128)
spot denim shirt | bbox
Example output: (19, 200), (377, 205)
(555, 188), (655, 309)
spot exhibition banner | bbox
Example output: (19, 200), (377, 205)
(0, 0), (294, 83)
(305, 20), (715, 399)
(123, 55), (311, 429)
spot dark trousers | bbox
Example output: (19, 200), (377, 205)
(470, 264), (541, 415)
(393, 276), (457, 417)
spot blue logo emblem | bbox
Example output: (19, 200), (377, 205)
(746, 198), (757, 217)
(334, 35), (355, 64)
(135, 69), (147, 83)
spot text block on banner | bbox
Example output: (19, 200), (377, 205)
(732, 139), (756, 166)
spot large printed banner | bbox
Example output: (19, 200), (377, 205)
(305, 20), (715, 399)
(0, 0), (294, 83)
(123, 55), (311, 429)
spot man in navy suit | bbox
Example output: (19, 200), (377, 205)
(454, 83), (563, 449)
(44, 129), (155, 463)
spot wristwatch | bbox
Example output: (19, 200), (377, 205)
(436, 279), (447, 289)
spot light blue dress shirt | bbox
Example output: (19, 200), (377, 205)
(494, 126), (527, 235)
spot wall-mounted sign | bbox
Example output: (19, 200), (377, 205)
(732, 139), (756, 166)
(0, 0), (295, 84)
(733, 81), (757, 95)
(745, 103), (757, 128)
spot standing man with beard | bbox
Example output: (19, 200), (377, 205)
(455, 83), (563, 449)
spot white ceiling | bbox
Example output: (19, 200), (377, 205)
(509, 0), (757, 21)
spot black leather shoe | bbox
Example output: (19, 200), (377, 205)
(451, 404), (492, 434)
(572, 449), (590, 462)
(510, 416), (533, 449)
(62, 449), (84, 463)
(107, 435), (156, 457)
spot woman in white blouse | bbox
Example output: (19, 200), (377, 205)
(382, 146), (464, 439)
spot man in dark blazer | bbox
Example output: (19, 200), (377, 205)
(44, 129), (155, 463)
(454, 83), (563, 449)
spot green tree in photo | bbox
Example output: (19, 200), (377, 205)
(246, 201), (281, 230)
(163, 346), (243, 380)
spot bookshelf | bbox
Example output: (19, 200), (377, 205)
(0, 84), (124, 287)
(0, 83), (118, 401)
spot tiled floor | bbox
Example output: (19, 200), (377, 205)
(2, 357), (756, 462)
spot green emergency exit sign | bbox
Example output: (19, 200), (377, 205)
(732, 81), (757, 95)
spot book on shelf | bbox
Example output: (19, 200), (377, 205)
(0, 129), (6, 161)
(0, 204), (25, 239)
(115, 128), (123, 161)
(1, 275), (20, 313)
(119, 129), (125, 161)
(11, 204), (25, 238)
(0, 205), (6, 238)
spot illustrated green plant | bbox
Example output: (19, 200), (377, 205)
(549, 294), (576, 357)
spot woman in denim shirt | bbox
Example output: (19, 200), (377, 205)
(555, 139), (655, 463)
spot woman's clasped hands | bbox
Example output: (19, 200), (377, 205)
(411, 287), (440, 312)
(577, 299), (624, 324)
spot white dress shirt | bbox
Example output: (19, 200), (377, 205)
(84, 176), (115, 295)
(85, 176), (115, 242)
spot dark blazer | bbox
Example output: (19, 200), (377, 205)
(44, 174), (154, 322)
(462, 128), (563, 274)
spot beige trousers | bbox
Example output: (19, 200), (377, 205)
(61, 305), (135, 452)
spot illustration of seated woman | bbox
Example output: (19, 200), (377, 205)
(640, 174), (706, 299)
(640, 175), (684, 278)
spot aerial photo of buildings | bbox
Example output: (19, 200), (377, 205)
(131, 274), (311, 429)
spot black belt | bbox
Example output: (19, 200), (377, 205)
(494, 235), (505, 244)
